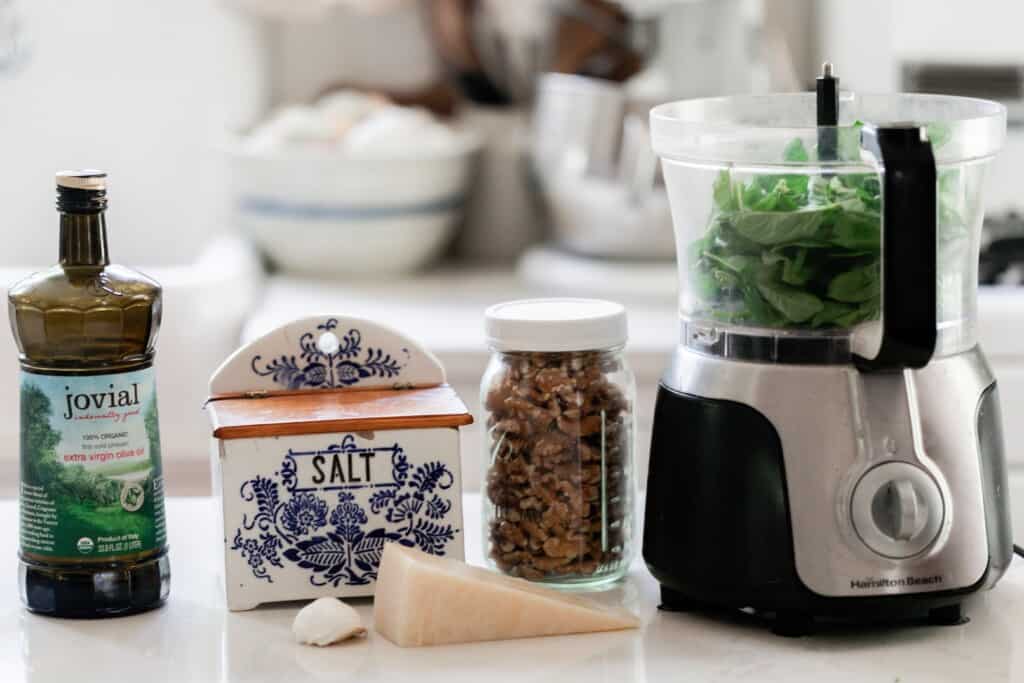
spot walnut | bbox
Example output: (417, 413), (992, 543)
(485, 351), (632, 581)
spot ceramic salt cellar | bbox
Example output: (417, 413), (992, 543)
(205, 315), (472, 611)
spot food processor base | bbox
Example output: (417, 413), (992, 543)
(657, 582), (971, 637)
(658, 580), (982, 634)
(643, 379), (1009, 634)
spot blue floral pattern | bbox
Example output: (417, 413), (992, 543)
(231, 530), (283, 582)
(231, 436), (458, 586)
(281, 493), (328, 537)
(250, 318), (409, 390)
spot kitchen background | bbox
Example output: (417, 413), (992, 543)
(1, 0), (1023, 523)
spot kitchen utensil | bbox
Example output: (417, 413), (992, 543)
(532, 72), (625, 182)
(531, 73), (674, 260)
(539, 173), (672, 260)
(549, 0), (645, 83)
(455, 104), (541, 263)
(463, 0), (643, 105)
(427, 0), (509, 106)
(643, 65), (1011, 634)
(472, 0), (553, 104)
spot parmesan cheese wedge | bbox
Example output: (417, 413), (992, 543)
(373, 544), (640, 647)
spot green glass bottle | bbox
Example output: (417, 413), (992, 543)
(8, 170), (170, 617)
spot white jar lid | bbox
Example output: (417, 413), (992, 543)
(484, 298), (628, 352)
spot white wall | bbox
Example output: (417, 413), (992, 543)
(268, 3), (440, 104)
(0, 0), (268, 267)
(816, 0), (1024, 92)
(890, 0), (1024, 64)
(815, 0), (897, 92)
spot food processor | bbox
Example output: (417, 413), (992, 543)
(643, 65), (1013, 634)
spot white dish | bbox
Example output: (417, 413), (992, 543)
(225, 131), (480, 277)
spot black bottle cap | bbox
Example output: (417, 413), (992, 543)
(56, 169), (107, 213)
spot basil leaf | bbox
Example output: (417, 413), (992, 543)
(811, 300), (857, 328)
(742, 181), (766, 210)
(713, 221), (763, 255)
(855, 299), (880, 321)
(756, 277), (825, 323)
(782, 238), (835, 248)
(783, 248), (812, 286)
(751, 190), (779, 212)
(829, 175), (858, 201)
(693, 132), (885, 330)
(706, 252), (759, 276)
(827, 262), (881, 303)
(837, 121), (864, 161)
(764, 248), (814, 286)
(740, 284), (785, 327)
(939, 168), (960, 196)
(831, 211), (881, 250)
(712, 269), (740, 289)
(810, 176), (831, 204)
(927, 122), (952, 150)
(713, 170), (739, 213)
(693, 268), (720, 300)
(734, 209), (827, 245)
(784, 138), (810, 162)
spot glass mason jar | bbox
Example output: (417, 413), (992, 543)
(481, 299), (637, 587)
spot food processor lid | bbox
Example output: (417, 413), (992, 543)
(484, 298), (628, 352)
(650, 92), (1006, 166)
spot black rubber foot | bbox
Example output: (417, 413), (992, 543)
(772, 610), (813, 637)
(657, 585), (705, 613)
(928, 604), (968, 627)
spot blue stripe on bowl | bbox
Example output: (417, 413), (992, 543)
(239, 195), (465, 220)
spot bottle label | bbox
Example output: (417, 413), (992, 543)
(19, 367), (166, 559)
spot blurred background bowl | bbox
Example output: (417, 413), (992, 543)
(225, 132), (480, 277)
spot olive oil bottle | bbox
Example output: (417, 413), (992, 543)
(8, 171), (170, 617)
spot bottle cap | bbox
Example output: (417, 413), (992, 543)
(485, 298), (628, 352)
(56, 170), (107, 213)
(56, 170), (107, 191)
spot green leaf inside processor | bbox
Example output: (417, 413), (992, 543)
(688, 134), (883, 329)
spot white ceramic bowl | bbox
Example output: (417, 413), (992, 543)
(226, 133), (479, 277)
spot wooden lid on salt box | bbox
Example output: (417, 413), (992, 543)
(205, 315), (473, 440)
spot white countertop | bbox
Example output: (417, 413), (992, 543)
(3, 495), (1024, 682)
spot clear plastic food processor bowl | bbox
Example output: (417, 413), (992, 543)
(651, 92), (1005, 362)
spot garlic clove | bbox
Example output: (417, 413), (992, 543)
(293, 597), (368, 647)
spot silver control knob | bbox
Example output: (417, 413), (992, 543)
(851, 463), (944, 559)
(872, 479), (922, 541)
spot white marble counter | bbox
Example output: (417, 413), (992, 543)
(2, 496), (1023, 682)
